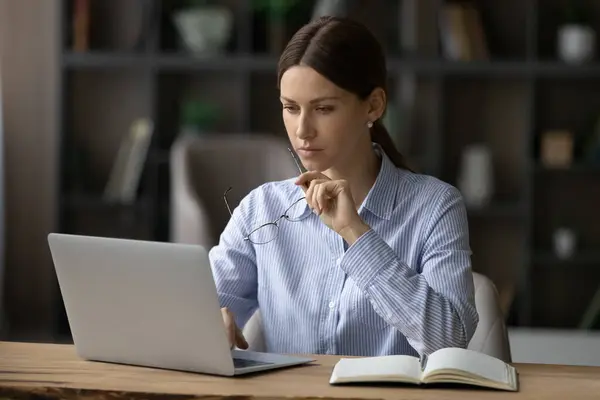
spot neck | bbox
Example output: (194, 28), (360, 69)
(325, 145), (380, 209)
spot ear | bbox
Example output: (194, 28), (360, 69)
(366, 87), (386, 122)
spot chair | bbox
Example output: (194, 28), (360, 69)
(242, 272), (512, 362)
(170, 133), (300, 248)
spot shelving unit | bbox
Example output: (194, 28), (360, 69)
(54, 0), (600, 337)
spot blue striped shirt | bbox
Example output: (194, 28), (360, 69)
(208, 145), (479, 357)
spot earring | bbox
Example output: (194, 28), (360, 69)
(367, 121), (373, 128)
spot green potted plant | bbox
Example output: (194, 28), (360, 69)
(252, 0), (301, 53)
(179, 100), (220, 135)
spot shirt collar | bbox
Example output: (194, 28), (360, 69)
(294, 143), (400, 220)
(358, 143), (398, 220)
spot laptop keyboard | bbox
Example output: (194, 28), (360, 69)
(233, 358), (274, 369)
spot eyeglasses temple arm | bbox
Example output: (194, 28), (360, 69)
(223, 187), (250, 241)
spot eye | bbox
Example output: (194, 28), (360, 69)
(316, 106), (334, 114)
(283, 105), (300, 114)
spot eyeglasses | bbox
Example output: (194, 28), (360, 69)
(223, 148), (310, 245)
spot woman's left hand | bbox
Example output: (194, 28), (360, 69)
(295, 171), (370, 244)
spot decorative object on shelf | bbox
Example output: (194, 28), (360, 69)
(179, 100), (220, 135)
(457, 144), (494, 208)
(438, 2), (488, 61)
(557, 3), (596, 64)
(173, 0), (233, 55)
(72, 0), (90, 52)
(311, 0), (353, 19)
(252, 0), (301, 54)
(553, 227), (577, 260)
(104, 118), (154, 205)
(540, 130), (573, 168)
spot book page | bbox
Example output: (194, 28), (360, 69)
(330, 355), (422, 383)
(423, 348), (509, 384)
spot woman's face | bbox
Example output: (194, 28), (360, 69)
(279, 65), (379, 173)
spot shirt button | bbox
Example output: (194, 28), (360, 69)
(328, 301), (335, 309)
(336, 258), (342, 266)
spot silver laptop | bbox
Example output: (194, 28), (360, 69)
(47, 233), (314, 376)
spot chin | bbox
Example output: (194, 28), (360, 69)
(299, 158), (332, 173)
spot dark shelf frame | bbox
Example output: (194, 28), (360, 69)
(54, 0), (600, 335)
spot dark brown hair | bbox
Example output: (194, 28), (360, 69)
(277, 16), (413, 171)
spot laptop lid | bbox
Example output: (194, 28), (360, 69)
(47, 233), (236, 375)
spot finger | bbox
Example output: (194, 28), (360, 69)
(317, 181), (347, 213)
(306, 179), (326, 211)
(309, 179), (328, 213)
(222, 308), (238, 349)
(305, 180), (316, 210)
(235, 326), (249, 349)
(312, 181), (321, 214)
(316, 182), (331, 213)
(295, 171), (330, 190)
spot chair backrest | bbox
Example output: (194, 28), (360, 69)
(170, 133), (299, 248)
(467, 272), (512, 362)
(243, 272), (512, 362)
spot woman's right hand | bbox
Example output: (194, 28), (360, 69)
(221, 307), (249, 350)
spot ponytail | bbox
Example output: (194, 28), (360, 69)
(370, 120), (414, 172)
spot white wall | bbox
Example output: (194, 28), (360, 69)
(509, 328), (600, 367)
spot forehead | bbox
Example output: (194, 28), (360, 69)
(280, 65), (347, 101)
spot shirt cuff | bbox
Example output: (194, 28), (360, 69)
(338, 228), (398, 290)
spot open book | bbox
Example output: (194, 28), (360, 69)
(329, 347), (518, 392)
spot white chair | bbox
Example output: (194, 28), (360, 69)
(170, 133), (300, 248)
(242, 272), (512, 362)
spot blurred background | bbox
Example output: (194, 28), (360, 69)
(1, 0), (600, 365)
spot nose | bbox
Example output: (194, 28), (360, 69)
(295, 112), (316, 140)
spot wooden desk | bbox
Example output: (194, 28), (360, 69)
(1, 341), (599, 399)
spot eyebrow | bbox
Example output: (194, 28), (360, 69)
(280, 96), (340, 104)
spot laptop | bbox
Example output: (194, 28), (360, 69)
(47, 233), (314, 376)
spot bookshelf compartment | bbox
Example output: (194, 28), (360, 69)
(469, 217), (523, 314)
(385, 76), (441, 174)
(249, 72), (283, 137)
(534, 78), (600, 167)
(156, 71), (246, 150)
(531, 266), (600, 328)
(441, 77), (529, 204)
(67, 70), (151, 195)
(439, 0), (529, 62)
(65, 0), (152, 53)
(537, 0), (600, 61)
(533, 171), (600, 253)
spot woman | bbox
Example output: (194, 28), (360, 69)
(209, 16), (478, 358)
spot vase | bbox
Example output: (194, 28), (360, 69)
(457, 144), (494, 208)
(558, 24), (596, 64)
(173, 6), (233, 55)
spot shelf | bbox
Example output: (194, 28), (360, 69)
(62, 52), (152, 69)
(534, 164), (600, 174)
(155, 53), (277, 72)
(62, 52), (600, 78)
(533, 251), (600, 267)
(63, 194), (152, 212)
(466, 202), (526, 218)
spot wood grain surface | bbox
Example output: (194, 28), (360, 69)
(1, 341), (600, 399)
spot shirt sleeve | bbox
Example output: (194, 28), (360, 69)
(208, 197), (259, 329)
(339, 185), (479, 356)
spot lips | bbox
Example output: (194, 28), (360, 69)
(297, 148), (323, 157)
